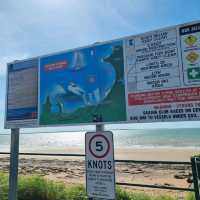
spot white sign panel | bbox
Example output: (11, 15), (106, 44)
(125, 22), (200, 123)
(85, 131), (115, 199)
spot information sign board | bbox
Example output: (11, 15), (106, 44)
(5, 20), (200, 128)
(125, 22), (200, 123)
(39, 41), (126, 125)
(5, 59), (38, 128)
(85, 131), (115, 199)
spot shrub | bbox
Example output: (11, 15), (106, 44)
(185, 193), (195, 200)
(0, 173), (191, 200)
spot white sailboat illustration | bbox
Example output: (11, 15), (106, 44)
(71, 51), (86, 70)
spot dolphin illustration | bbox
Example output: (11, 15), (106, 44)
(67, 82), (85, 95)
(67, 82), (88, 104)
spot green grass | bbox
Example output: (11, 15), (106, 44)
(0, 173), (195, 200)
(184, 193), (195, 200)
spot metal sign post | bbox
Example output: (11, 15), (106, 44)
(191, 157), (200, 200)
(88, 123), (106, 200)
(96, 124), (104, 132)
(86, 123), (115, 200)
(8, 128), (20, 200)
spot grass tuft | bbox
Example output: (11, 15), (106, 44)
(0, 173), (195, 200)
(184, 193), (195, 200)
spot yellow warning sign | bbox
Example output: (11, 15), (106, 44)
(184, 35), (198, 47)
(186, 51), (199, 63)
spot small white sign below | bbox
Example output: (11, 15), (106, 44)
(85, 131), (115, 199)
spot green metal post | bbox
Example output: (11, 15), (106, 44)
(191, 157), (200, 200)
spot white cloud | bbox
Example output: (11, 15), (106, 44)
(0, 0), (157, 66)
(0, 0), (151, 57)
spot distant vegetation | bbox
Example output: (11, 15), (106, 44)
(0, 173), (195, 200)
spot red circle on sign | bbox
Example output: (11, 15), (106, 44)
(89, 134), (110, 158)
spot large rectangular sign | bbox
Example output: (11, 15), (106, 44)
(5, 20), (200, 128)
(39, 41), (126, 125)
(85, 131), (115, 199)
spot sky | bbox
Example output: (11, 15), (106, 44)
(1, 0), (200, 133)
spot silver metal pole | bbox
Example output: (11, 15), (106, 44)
(96, 124), (104, 132)
(88, 124), (105, 200)
(95, 124), (105, 200)
(95, 124), (116, 200)
(8, 128), (20, 200)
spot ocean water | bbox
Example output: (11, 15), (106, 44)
(0, 128), (200, 152)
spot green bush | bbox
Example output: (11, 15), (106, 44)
(18, 176), (87, 200)
(0, 172), (9, 200)
(64, 185), (87, 200)
(0, 173), (195, 200)
(154, 195), (178, 200)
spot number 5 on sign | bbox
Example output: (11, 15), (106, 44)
(96, 141), (103, 152)
(85, 131), (116, 199)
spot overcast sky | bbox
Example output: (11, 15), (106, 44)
(1, 0), (200, 133)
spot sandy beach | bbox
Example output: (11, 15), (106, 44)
(28, 146), (200, 161)
(0, 147), (199, 198)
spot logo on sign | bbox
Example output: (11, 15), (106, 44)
(186, 52), (199, 63)
(184, 35), (198, 47)
(44, 60), (68, 71)
(187, 68), (200, 79)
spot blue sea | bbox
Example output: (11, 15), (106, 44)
(0, 128), (200, 152)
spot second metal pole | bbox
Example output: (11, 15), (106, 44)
(8, 128), (20, 200)
(89, 124), (105, 200)
(96, 124), (104, 132)
(191, 157), (200, 200)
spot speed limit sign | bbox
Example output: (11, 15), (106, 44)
(85, 131), (115, 199)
